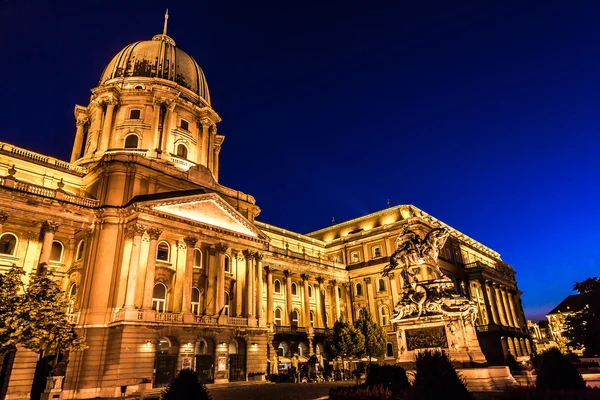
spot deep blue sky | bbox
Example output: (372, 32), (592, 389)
(1, 1), (599, 322)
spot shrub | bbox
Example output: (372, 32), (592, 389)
(161, 369), (212, 400)
(536, 348), (586, 392)
(364, 364), (410, 394)
(329, 384), (393, 400)
(412, 350), (473, 400)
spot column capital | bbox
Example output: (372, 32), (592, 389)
(364, 277), (371, 284)
(199, 118), (212, 128)
(301, 273), (310, 282)
(147, 228), (163, 241)
(242, 249), (254, 259)
(283, 269), (292, 278)
(264, 265), (275, 274)
(208, 246), (218, 256)
(342, 282), (350, 289)
(329, 279), (338, 287)
(316, 276), (326, 284)
(387, 272), (395, 279)
(42, 220), (61, 233)
(214, 243), (228, 253)
(125, 223), (146, 238)
(254, 252), (264, 261)
(76, 117), (89, 126)
(83, 227), (94, 238)
(183, 235), (197, 247)
(0, 211), (9, 224)
(104, 96), (119, 107)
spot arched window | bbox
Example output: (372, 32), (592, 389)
(291, 309), (299, 327)
(152, 283), (167, 312)
(176, 144), (188, 159)
(309, 311), (315, 327)
(224, 291), (230, 316)
(50, 241), (64, 263)
(277, 342), (288, 357)
(193, 248), (202, 268)
(298, 342), (308, 356)
(380, 305), (390, 326)
(378, 278), (387, 292)
(67, 283), (77, 314)
(191, 287), (201, 315)
(0, 233), (18, 256)
(386, 342), (394, 357)
(228, 339), (238, 355)
(274, 308), (282, 326)
(75, 239), (85, 261)
(274, 279), (282, 294)
(124, 134), (139, 149)
(291, 282), (297, 296)
(157, 241), (170, 262)
(355, 282), (363, 296)
(308, 285), (313, 298)
(356, 307), (366, 319)
(224, 254), (231, 273)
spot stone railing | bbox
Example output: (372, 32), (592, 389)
(194, 315), (218, 325)
(67, 311), (80, 325)
(2, 178), (100, 208)
(0, 142), (87, 174)
(112, 309), (250, 327)
(225, 316), (248, 326)
(155, 312), (184, 322)
(105, 148), (148, 157)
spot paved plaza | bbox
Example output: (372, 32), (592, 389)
(208, 382), (354, 400)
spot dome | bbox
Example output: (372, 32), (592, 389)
(99, 34), (210, 104)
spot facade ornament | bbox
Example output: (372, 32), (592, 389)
(125, 223), (146, 238)
(342, 282), (350, 289)
(329, 279), (337, 286)
(300, 273), (310, 282)
(253, 252), (264, 261)
(283, 269), (292, 278)
(388, 272), (395, 279)
(26, 231), (37, 240)
(147, 228), (163, 241)
(214, 242), (228, 253)
(264, 266), (275, 274)
(207, 246), (218, 256)
(0, 211), (9, 224)
(242, 249), (253, 259)
(364, 277), (371, 284)
(209, 124), (217, 135)
(183, 236), (198, 248)
(83, 228), (94, 238)
(316, 276), (325, 284)
(7, 165), (16, 177)
(76, 117), (89, 126)
(42, 220), (61, 233)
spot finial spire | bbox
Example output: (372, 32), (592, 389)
(163, 9), (169, 35)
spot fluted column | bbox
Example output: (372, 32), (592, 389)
(71, 117), (88, 162)
(99, 97), (118, 151)
(501, 288), (516, 327)
(38, 220), (60, 269)
(343, 282), (353, 323)
(124, 224), (146, 308)
(255, 252), (264, 319)
(182, 236), (199, 313)
(213, 144), (221, 181)
(509, 292), (522, 329)
(206, 247), (217, 315)
(331, 280), (341, 321)
(151, 98), (163, 151)
(485, 281), (500, 324)
(235, 252), (244, 317)
(317, 277), (327, 327)
(243, 250), (254, 317)
(493, 284), (508, 326)
(199, 119), (210, 167)
(284, 269), (293, 324)
(87, 100), (103, 154)
(214, 243), (228, 314)
(265, 266), (274, 325)
(142, 228), (162, 309)
(302, 274), (311, 327)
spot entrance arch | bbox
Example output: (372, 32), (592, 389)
(153, 337), (178, 388)
(195, 338), (214, 383)
(229, 338), (246, 382)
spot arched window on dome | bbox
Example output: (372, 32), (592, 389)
(0, 233), (18, 256)
(124, 133), (139, 149)
(176, 144), (188, 159)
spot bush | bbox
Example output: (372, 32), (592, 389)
(412, 350), (473, 400)
(505, 385), (600, 400)
(364, 364), (410, 394)
(536, 348), (586, 392)
(161, 369), (212, 400)
(329, 384), (393, 400)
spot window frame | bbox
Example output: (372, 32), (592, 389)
(274, 307), (283, 326)
(49, 240), (64, 263)
(372, 246), (382, 259)
(0, 232), (18, 257)
(274, 279), (282, 294)
(176, 143), (188, 159)
(193, 248), (202, 268)
(350, 251), (360, 264)
(75, 239), (85, 261)
(355, 282), (363, 296)
(191, 287), (201, 315)
(156, 241), (170, 263)
(124, 133), (140, 149)
(291, 282), (298, 296)
(180, 119), (189, 131)
(377, 278), (387, 292)
(152, 283), (167, 312)
(129, 109), (141, 120)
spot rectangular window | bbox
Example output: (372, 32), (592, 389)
(180, 119), (189, 131)
(129, 109), (141, 119)
(372, 246), (382, 258)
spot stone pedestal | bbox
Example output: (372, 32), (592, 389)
(40, 376), (63, 400)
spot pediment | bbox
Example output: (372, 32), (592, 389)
(139, 193), (263, 239)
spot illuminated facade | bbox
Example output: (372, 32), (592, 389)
(0, 18), (531, 400)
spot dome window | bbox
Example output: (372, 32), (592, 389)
(134, 85), (144, 90)
(180, 119), (189, 131)
(176, 144), (188, 159)
(124, 134), (139, 149)
(129, 109), (141, 120)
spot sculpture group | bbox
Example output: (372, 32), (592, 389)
(382, 225), (478, 325)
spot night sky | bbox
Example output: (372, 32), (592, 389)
(1, 1), (599, 322)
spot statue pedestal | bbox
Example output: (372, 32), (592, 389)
(394, 312), (487, 367)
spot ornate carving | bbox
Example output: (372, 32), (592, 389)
(264, 266), (275, 274)
(364, 277), (371, 284)
(76, 117), (89, 126)
(254, 252), (264, 261)
(329, 279), (337, 287)
(405, 327), (448, 351)
(242, 249), (254, 259)
(42, 221), (61, 233)
(283, 269), (292, 278)
(300, 273), (310, 282)
(214, 243), (228, 253)
(210, 124), (217, 135)
(125, 223), (146, 238)
(104, 96), (119, 107)
(0, 211), (9, 224)
(207, 246), (218, 256)
(147, 228), (163, 241)
(388, 272), (395, 279)
(183, 236), (198, 247)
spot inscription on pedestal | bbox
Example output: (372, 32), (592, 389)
(405, 326), (448, 350)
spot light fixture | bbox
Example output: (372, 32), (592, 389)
(146, 340), (152, 348)
(251, 342), (257, 347)
(220, 342), (227, 346)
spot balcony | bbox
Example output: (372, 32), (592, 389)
(274, 325), (307, 334)
(112, 309), (251, 327)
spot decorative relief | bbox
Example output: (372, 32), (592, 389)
(214, 243), (228, 253)
(147, 228), (163, 241)
(0, 211), (9, 224)
(125, 223), (146, 238)
(405, 326), (448, 351)
(183, 236), (198, 247)
(42, 220), (61, 233)
(300, 273), (310, 282)
(316, 276), (325, 284)
(254, 252), (264, 261)
(364, 277), (371, 284)
(283, 269), (292, 278)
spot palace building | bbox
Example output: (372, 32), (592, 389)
(0, 17), (532, 400)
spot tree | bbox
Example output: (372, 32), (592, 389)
(4, 267), (86, 356)
(325, 320), (365, 376)
(536, 347), (586, 392)
(412, 350), (472, 400)
(564, 277), (600, 357)
(354, 311), (386, 366)
(0, 265), (25, 354)
(161, 368), (212, 400)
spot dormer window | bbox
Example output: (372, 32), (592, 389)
(129, 109), (141, 119)
(180, 119), (189, 131)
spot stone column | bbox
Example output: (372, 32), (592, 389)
(494, 284), (508, 326)
(152, 98), (163, 151)
(317, 276), (327, 328)
(364, 277), (376, 318)
(199, 119), (210, 166)
(124, 224), (146, 308)
(284, 269), (293, 324)
(331, 279), (341, 321)
(161, 101), (175, 155)
(486, 281), (501, 325)
(265, 266), (274, 325)
(343, 282), (353, 323)
(38, 220), (60, 269)
(243, 250), (254, 317)
(87, 100), (103, 154)
(502, 288), (516, 327)
(478, 280), (493, 325)
(301, 273), (311, 327)
(234, 252), (244, 317)
(0, 211), (9, 235)
(99, 97), (118, 151)
(182, 236), (199, 313)
(388, 272), (399, 306)
(205, 246), (217, 315)
(71, 117), (88, 162)
(142, 228), (162, 309)
(207, 125), (216, 173)
(214, 243), (228, 314)
(509, 292), (522, 329)
(213, 144), (221, 181)
(255, 252), (264, 319)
